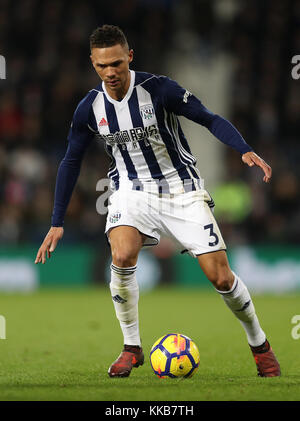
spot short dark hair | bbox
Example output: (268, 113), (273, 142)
(89, 25), (128, 50)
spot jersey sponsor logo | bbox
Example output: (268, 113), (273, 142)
(109, 211), (121, 223)
(112, 295), (127, 304)
(140, 104), (154, 120)
(99, 117), (109, 127)
(97, 124), (159, 146)
(183, 90), (192, 103)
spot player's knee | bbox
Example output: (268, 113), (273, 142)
(214, 276), (233, 292)
(208, 270), (234, 292)
(112, 250), (137, 268)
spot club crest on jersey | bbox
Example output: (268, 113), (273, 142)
(140, 104), (154, 120)
(109, 211), (121, 223)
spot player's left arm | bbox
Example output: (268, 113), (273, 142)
(161, 77), (272, 183)
(241, 151), (272, 183)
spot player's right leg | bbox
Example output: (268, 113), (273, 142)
(160, 190), (280, 377)
(108, 225), (145, 377)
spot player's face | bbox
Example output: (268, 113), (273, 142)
(90, 44), (133, 100)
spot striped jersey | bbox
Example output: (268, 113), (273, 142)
(51, 70), (252, 226)
(70, 70), (215, 193)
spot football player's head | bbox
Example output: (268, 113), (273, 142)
(90, 25), (133, 97)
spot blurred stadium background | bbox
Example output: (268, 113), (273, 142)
(0, 0), (300, 294)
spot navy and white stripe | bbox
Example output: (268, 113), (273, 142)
(103, 95), (138, 181)
(91, 71), (204, 193)
(111, 263), (137, 276)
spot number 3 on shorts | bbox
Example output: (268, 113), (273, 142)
(204, 223), (219, 246)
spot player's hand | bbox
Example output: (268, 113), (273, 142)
(34, 227), (64, 264)
(242, 151), (272, 183)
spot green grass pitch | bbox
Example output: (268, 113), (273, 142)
(0, 286), (299, 401)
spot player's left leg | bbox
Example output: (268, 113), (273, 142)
(197, 250), (281, 377)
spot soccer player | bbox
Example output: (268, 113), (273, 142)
(35, 25), (281, 378)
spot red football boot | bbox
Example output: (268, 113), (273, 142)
(108, 345), (144, 378)
(250, 339), (281, 377)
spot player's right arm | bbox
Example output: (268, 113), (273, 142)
(35, 96), (96, 264)
(35, 226), (64, 264)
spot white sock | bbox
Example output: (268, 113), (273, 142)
(110, 263), (141, 347)
(216, 272), (266, 347)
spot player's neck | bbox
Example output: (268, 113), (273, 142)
(105, 71), (131, 102)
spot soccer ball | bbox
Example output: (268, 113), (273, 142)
(150, 333), (200, 378)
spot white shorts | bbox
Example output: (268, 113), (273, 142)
(105, 188), (226, 257)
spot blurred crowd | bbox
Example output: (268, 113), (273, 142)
(0, 0), (174, 245)
(0, 0), (299, 247)
(225, 0), (300, 245)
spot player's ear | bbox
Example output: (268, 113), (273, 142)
(128, 49), (134, 64)
(90, 54), (94, 67)
(90, 49), (97, 69)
